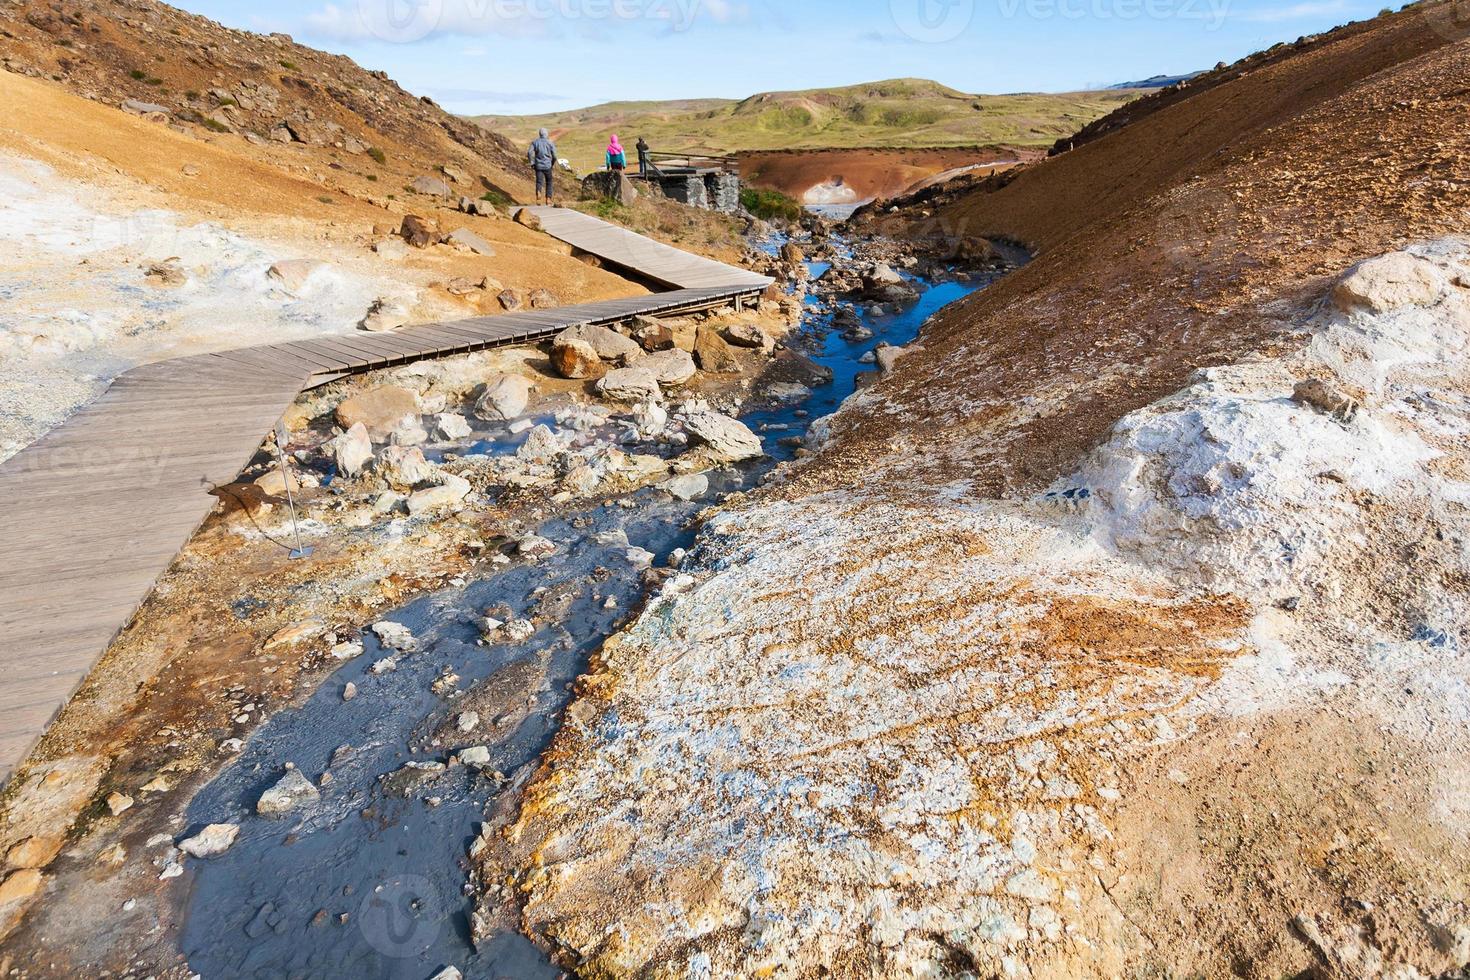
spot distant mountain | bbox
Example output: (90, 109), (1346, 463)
(471, 78), (1142, 172)
(1109, 72), (1205, 89)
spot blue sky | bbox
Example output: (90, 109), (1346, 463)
(176, 0), (1384, 115)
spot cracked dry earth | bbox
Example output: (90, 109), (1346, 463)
(473, 244), (1470, 978)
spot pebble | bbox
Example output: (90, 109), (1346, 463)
(178, 824), (240, 859)
(342, 682), (357, 702)
(257, 767), (321, 816)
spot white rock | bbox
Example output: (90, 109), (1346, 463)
(324, 423), (373, 478)
(458, 747), (491, 768)
(684, 412), (763, 462)
(434, 413), (473, 441)
(256, 768), (320, 816)
(597, 367), (662, 403)
(267, 258), (327, 293)
(407, 473), (472, 515)
(474, 374), (532, 421)
(626, 547), (656, 568)
(371, 621), (420, 652)
(556, 323), (643, 363)
(662, 473), (709, 500)
(178, 823), (239, 858)
(1333, 251), (1441, 313)
(457, 712), (480, 733)
(376, 446), (437, 489)
(639, 348), (697, 386)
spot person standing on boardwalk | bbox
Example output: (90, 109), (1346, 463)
(636, 136), (651, 176)
(606, 133), (627, 172)
(528, 128), (557, 205)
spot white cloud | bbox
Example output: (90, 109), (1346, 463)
(301, 0), (745, 44)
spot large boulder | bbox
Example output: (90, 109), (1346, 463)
(407, 473), (472, 515)
(557, 323), (643, 364)
(400, 215), (439, 248)
(497, 289), (524, 311)
(724, 322), (769, 349)
(551, 338), (602, 379)
(1332, 252), (1441, 314)
(411, 175), (454, 197)
(779, 242), (805, 264)
(641, 348), (697, 386)
(632, 317), (675, 352)
(693, 324), (742, 374)
(335, 386), (421, 443)
(684, 412), (763, 462)
(513, 209), (542, 230)
(597, 367), (662, 403)
(474, 374), (532, 421)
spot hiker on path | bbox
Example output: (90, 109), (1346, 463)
(636, 136), (651, 176)
(606, 133), (627, 173)
(528, 128), (557, 205)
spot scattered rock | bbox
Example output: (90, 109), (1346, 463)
(497, 289), (524, 311)
(557, 323), (643, 364)
(1293, 377), (1364, 421)
(551, 338), (602, 379)
(106, 792), (134, 817)
(441, 165), (468, 184)
(517, 535), (556, 557)
(474, 374), (532, 421)
(780, 242), (805, 264)
(597, 367), (662, 403)
(400, 215), (439, 248)
(662, 473), (709, 500)
(632, 317), (675, 352)
(266, 258), (327, 292)
(360, 297), (412, 332)
(529, 288), (558, 309)
(371, 621), (420, 651)
(625, 547), (656, 568)
(517, 425), (564, 464)
(342, 682), (357, 702)
(121, 98), (170, 118)
(641, 348), (698, 386)
(264, 619), (327, 649)
(325, 423), (373, 477)
(457, 747), (490, 768)
(376, 446), (436, 490)
(389, 415), (430, 447)
(256, 768), (320, 816)
(684, 412), (763, 462)
(694, 324), (742, 373)
(381, 761), (446, 798)
(445, 228), (495, 256)
(513, 209), (542, 230)
(1333, 251), (1441, 313)
(407, 473), (472, 515)
(336, 386), (420, 442)
(411, 175), (454, 197)
(181, 163), (201, 177)
(178, 824), (239, 859)
(725, 323), (769, 349)
(433, 413), (473, 441)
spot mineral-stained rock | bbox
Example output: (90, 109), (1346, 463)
(256, 768), (319, 816)
(684, 412), (763, 461)
(407, 473), (471, 515)
(551, 338), (602, 380)
(376, 446), (436, 489)
(266, 258), (326, 292)
(144, 259), (187, 287)
(529, 288), (559, 309)
(474, 374), (532, 421)
(632, 317), (675, 352)
(662, 473), (708, 500)
(780, 241), (805, 264)
(336, 386), (420, 442)
(597, 367), (662, 403)
(497, 289), (524, 311)
(4, 835), (63, 870)
(557, 323), (643, 363)
(694, 324), (742, 374)
(360, 297), (412, 332)
(1292, 377), (1364, 421)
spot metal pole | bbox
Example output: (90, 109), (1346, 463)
(272, 424), (313, 560)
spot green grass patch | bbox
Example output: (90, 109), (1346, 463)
(129, 69), (145, 80)
(592, 198), (629, 221)
(366, 146), (386, 165)
(279, 59), (299, 71)
(480, 189), (512, 208)
(201, 118), (230, 133)
(740, 187), (802, 222)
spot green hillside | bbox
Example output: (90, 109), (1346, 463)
(473, 78), (1141, 173)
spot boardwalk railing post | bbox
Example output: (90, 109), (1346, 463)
(272, 422), (313, 561)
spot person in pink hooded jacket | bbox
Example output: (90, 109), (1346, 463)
(605, 134), (627, 172)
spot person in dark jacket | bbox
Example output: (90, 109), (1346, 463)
(636, 136), (651, 176)
(528, 128), (557, 205)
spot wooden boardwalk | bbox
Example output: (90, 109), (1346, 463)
(0, 211), (771, 783)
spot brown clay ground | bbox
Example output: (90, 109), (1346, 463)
(738, 145), (1037, 203)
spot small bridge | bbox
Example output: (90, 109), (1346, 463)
(0, 209), (771, 783)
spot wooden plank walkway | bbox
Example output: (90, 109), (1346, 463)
(525, 206), (773, 291)
(0, 210), (771, 783)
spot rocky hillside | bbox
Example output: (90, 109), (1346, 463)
(474, 78), (1139, 173)
(0, 0), (529, 196)
(471, 2), (1470, 976)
